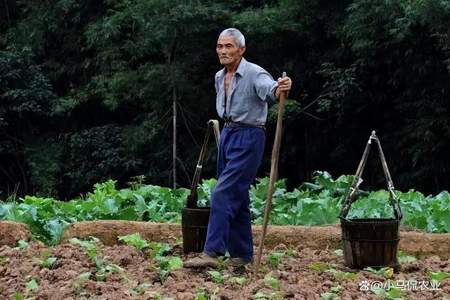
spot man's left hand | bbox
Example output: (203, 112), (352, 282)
(275, 76), (292, 99)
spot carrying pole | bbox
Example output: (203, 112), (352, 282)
(186, 120), (220, 208)
(255, 72), (287, 271)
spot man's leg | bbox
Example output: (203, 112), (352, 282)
(183, 128), (232, 268)
(227, 199), (253, 263)
(204, 127), (265, 258)
(228, 128), (265, 263)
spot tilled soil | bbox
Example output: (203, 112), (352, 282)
(0, 241), (449, 300)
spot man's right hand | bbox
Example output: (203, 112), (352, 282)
(275, 76), (292, 99)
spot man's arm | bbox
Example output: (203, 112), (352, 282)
(254, 71), (278, 103)
(254, 71), (292, 102)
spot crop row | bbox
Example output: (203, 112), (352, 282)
(0, 171), (449, 244)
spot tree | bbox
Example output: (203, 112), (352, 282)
(0, 49), (56, 195)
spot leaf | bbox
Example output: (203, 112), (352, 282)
(77, 272), (92, 281)
(267, 251), (285, 268)
(264, 273), (280, 290)
(44, 219), (68, 245)
(383, 268), (394, 279)
(148, 242), (172, 258)
(253, 291), (284, 300)
(326, 269), (357, 281)
(41, 257), (58, 269)
(15, 240), (29, 250)
(229, 276), (247, 285)
(364, 267), (394, 279)
(329, 285), (342, 293)
(166, 256), (183, 270)
(118, 233), (149, 251)
(116, 207), (138, 220)
(14, 293), (25, 300)
(397, 251), (417, 263)
(95, 271), (106, 281)
(196, 294), (208, 300)
(320, 292), (341, 300)
(386, 287), (404, 299)
(132, 283), (151, 295)
(157, 255), (183, 282)
(207, 270), (224, 284)
(105, 263), (124, 273)
(428, 271), (450, 282)
(69, 237), (98, 260)
(309, 262), (333, 273)
(26, 278), (39, 291)
(195, 288), (209, 300)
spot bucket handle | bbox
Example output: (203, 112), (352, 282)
(186, 120), (220, 208)
(340, 131), (402, 220)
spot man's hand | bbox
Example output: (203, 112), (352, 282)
(275, 76), (292, 99)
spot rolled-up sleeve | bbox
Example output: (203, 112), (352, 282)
(255, 71), (278, 103)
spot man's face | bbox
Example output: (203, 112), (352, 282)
(216, 36), (245, 67)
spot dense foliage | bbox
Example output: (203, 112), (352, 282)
(1, 0), (449, 198)
(1, 172), (449, 245)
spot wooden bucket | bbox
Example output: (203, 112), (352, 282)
(181, 207), (210, 253)
(341, 218), (400, 270)
(340, 131), (402, 271)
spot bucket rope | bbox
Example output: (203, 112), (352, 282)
(340, 131), (402, 220)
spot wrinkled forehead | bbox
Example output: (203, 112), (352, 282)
(217, 35), (239, 47)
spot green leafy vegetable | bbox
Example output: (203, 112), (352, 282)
(118, 233), (149, 251)
(397, 251), (417, 264)
(267, 251), (285, 268)
(264, 273), (280, 290)
(2, 171), (450, 245)
(428, 271), (450, 282)
(207, 270), (225, 284)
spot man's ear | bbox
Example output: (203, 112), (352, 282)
(240, 47), (246, 56)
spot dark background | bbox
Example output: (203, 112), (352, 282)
(1, 0), (449, 199)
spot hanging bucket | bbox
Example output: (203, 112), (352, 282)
(341, 218), (400, 270)
(181, 120), (220, 254)
(340, 131), (402, 271)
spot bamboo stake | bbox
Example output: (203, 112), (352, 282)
(172, 88), (177, 189)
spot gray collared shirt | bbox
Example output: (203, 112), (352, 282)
(215, 57), (278, 126)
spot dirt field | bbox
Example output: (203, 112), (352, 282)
(1, 239), (449, 299)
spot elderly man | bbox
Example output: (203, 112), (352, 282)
(184, 28), (292, 268)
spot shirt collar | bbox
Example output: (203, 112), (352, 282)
(235, 57), (248, 77)
(218, 57), (248, 79)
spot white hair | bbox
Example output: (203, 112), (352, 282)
(219, 28), (246, 48)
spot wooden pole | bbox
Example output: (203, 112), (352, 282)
(172, 87), (177, 190)
(255, 72), (287, 271)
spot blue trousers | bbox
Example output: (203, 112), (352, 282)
(204, 126), (265, 261)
